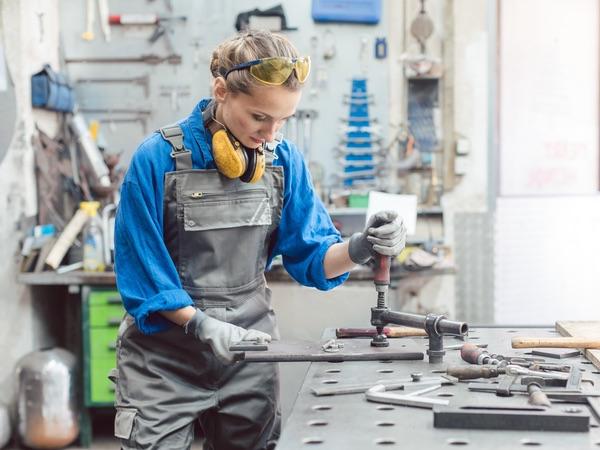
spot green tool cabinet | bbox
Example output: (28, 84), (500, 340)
(82, 287), (124, 406)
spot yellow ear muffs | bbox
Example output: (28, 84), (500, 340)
(211, 129), (248, 179)
(240, 148), (266, 183)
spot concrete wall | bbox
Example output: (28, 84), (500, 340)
(0, 0), (61, 403)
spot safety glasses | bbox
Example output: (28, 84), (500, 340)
(223, 56), (311, 85)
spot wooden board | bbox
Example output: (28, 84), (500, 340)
(556, 321), (600, 370)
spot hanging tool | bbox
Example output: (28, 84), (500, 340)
(76, 75), (151, 97)
(109, 13), (186, 54)
(82, 0), (110, 42)
(65, 54), (181, 65)
(512, 337), (600, 349)
(461, 342), (502, 365)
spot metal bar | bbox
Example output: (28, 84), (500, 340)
(433, 405), (590, 432)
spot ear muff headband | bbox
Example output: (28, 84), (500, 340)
(202, 101), (266, 183)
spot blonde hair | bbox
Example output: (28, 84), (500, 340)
(210, 30), (303, 94)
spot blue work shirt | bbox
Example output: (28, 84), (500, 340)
(115, 99), (349, 334)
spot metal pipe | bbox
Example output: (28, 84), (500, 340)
(380, 310), (468, 336)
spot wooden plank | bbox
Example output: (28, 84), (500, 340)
(556, 321), (600, 370)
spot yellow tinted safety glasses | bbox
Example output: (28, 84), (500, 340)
(223, 57), (311, 85)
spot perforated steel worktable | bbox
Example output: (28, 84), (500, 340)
(277, 327), (600, 449)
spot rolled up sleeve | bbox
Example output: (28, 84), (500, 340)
(270, 143), (349, 290)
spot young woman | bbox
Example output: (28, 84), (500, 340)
(113, 30), (405, 449)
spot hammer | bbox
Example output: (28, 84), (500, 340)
(512, 337), (600, 349)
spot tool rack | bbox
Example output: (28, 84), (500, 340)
(277, 326), (600, 449)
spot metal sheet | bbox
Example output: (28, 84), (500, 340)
(233, 338), (424, 363)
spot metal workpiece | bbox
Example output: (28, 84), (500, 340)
(366, 383), (450, 409)
(311, 376), (449, 397)
(371, 307), (468, 364)
(433, 405), (590, 432)
(277, 327), (600, 450)
(231, 337), (424, 363)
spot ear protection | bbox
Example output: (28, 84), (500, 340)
(202, 102), (265, 183)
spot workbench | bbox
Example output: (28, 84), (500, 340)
(17, 265), (454, 447)
(277, 327), (600, 449)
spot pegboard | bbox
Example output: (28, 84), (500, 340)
(58, 0), (391, 182)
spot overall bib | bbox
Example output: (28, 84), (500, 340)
(113, 124), (284, 450)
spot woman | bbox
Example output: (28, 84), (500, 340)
(113, 30), (405, 449)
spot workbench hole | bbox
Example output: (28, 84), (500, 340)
(376, 421), (395, 427)
(302, 437), (324, 445)
(437, 393), (454, 397)
(375, 438), (396, 445)
(379, 360), (393, 363)
(446, 438), (469, 445)
(322, 379), (338, 384)
(376, 406), (395, 411)
(506, 330), (518, 333)
(582, 361), (593, 365)
(307, 420), (328, 427)
(325, 369), (341, 373)
(311, 405), (332, 411)
(591, 371), (600, 374)
(467, 336), (480, 339)
(377, 369), (394, 373)
(519, 439), (542, 446)
(563, 407), (582, 414)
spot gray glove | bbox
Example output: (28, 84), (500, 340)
(184, 309), (271, 364)
(348, 210), (406, 264)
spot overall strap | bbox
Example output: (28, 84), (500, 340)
(159, 124), (193, 171)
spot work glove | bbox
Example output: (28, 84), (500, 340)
(184, 309), (271, 364)
(348, 210), (406, 265)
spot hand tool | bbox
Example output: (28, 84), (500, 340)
(369, 257), (468, 361)
(460, 343), (547, 367)
(445, 366), (504, 381)
(366, 383), (449, 409)
(335, 326), (427, 338)
(527, 348), (581, 359)
(512, 337), (600, 349)
(527, 382), (552, 407)
(76, 75), (151, 97)
(433, 404), (590, 432)
(108, 13), (187, 25)
(311, 376), (448, 397)
(65, 54), (182, 65)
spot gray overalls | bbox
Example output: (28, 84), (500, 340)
(113, 123), (284, 449)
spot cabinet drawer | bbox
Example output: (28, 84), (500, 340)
(88, 290), (122, 307)
(89, 358), (117, 404)
(89, 304), (125, 328)
(90, 328), (118, 360)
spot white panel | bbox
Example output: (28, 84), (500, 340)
(494, 196), (600, 324)
(499, 0), (599, 195)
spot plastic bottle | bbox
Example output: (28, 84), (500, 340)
(81, 201), (105, 272)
